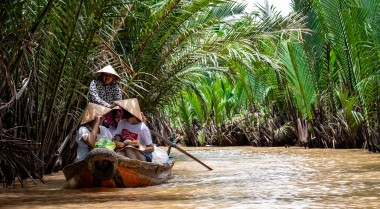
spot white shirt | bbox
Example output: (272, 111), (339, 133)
(114, 119), (153, 147)
(108, 126), (118, 137)
(75, 125), (112, 162)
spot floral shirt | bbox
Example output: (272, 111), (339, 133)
(89, 79), (122, 105)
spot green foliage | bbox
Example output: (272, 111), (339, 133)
(2, 0), (380, 186)
(0, 0), (140, 185)
(335, 89), (363, 138)
(278, 41), (316, 119)
(178, 96), (192, 128)
(293, 0), (380, 144)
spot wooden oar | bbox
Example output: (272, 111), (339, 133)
(150, 130), (213, 170)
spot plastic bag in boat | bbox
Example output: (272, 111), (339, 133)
(94, 138), (116, 150)
(152, 145), (169, 163)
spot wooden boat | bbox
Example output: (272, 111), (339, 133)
(62, 148), (174, 188)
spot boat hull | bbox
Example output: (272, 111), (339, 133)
(63, 148), (174, 188)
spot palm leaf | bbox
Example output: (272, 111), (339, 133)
(279, 41), (316, 119)
(0, 140), (44, 187)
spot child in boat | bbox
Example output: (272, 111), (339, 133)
(75, 103), (113, 162)
(103, 106), (123, 136)
(113, 98), (154, 162)
(90, 65), (122, 108)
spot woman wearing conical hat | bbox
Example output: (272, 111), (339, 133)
(113, 99), (154, 162)
(89, 65), (122, 108)
(75, 103), (113, 162)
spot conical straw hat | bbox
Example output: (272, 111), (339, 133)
(114, 98), (143, 122)
(80, 103), (113, 125)
(93, 65), (121, 80)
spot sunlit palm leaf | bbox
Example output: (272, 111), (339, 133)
(278, 41), (316, 119)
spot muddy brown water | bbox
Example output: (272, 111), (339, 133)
(1, 147), (380, 209)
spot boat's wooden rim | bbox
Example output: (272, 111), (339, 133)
(63, 149), (174, 181)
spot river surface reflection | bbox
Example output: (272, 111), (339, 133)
(1, 147), (380, 208)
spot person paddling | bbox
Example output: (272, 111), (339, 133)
(90, 65), (122, 108)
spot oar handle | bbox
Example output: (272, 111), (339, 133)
(150, 130), (213, 170)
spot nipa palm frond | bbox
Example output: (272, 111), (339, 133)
(278, 41), (316, 119)
(273, 122), (294, 142)
(0, 140), (44, 187)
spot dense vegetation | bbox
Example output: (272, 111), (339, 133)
(1, 0), (379, 186)
(172, 0), (380, 150)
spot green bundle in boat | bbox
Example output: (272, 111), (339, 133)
(95, 138), (116, 150)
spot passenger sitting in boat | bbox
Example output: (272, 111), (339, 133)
(90, 65), (122, 108)
(113, 98), (154, 162)
(103, 106), (123, 136)
(75, 103), (113, 162)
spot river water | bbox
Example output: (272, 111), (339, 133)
(1, 147), (380, 209)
